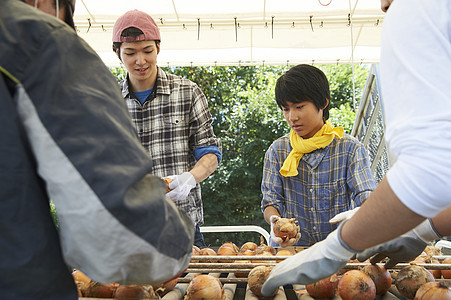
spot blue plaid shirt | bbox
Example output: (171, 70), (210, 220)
(261, 133), (376, 247)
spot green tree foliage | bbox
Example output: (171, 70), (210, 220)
(110, 64), (368, 246)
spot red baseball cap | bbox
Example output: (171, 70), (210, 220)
(112, 10), (161, 42)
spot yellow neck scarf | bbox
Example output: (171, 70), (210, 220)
(280, 121), (344, 177)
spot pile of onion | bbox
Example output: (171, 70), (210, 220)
(395, 264), (435, 299)
(272, 217), (300, 243)
(338, 270), (376, 300)
(306, 274), (339, 299)
(362, 264), (392, 295)
(184, 274), (224, 300)
(247, 266), (277, 297)
(414, 281), (451, 300)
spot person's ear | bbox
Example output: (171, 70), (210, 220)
(115, 49), (122, 61)
(156, 42), (161, 54)
(323, 98), (330, 109)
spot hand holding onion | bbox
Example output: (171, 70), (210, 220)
(270, 215), (301, 247)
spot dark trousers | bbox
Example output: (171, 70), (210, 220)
(194, 224), (207, 248)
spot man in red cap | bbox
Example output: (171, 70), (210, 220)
(112, 10), (222, 248)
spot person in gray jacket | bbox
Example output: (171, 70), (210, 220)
(0, 1), (194, 299)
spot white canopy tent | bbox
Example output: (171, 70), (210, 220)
(73, 0), (385, 67)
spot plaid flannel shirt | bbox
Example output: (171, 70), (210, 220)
(119, 67), (221, 226)
(261, 133), (376, 247)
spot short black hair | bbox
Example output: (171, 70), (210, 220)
(112, 27), (160, 55)
(275, 64), (330, 120)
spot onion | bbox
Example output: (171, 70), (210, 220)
(221, 242), (239, 253)
(191, 245), (201, 263)
(247, 266), (278, 297)
(441, 257), (451, 279)
(72, 269), (91, 284)
(414, 282), (451, 300)
(275, 249), (294, 263)
(272, 217), (300, 241)
(198, 247), (217, 262)
(234, 250), (255, 278)
(306, 274), (338, 299)
(362, 264), (392, 295)
(413, 255), (441, 279)
(114, 284), (152, 299)
(255, 236), (276, 255)
(184, 274), (224, 299)
(152, 276), (179, 297)
(251, 251), (275, 264)
(424, 245), (442, 256)
(83, 281), (119, 298)
(395, 264), (435, 299)
(240, 242), (258, 253)
(217, 244), (237, 263)
(338, 270), (376, 300)
(162, 177), (173, 193)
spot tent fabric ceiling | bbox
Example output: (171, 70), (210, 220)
(74, 0), (385, 67)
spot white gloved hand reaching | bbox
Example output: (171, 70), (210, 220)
(165, 172), (197, 201)
(356, 219), (441, 268)
(270, 215), (301, 248)
(329, 207), (360, 224)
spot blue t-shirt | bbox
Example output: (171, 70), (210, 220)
(133, 88), (153, 105)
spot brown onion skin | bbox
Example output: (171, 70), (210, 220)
(338, 270), (376, 300)
(362, 264), (392, 295)
(441, 257), (451, 279)
(83, 281), (119, 298)
(72, 269), (91, 284)
(217, 244), (237, 263)
(395, 265), (435, 299)
(198, 247), (217, 263)
(152, 276), (178, 297)
(239, 242), (258, 253)
(413, 255), (442, 279)
(113, 285), (151, 299)
(184, 274), (224, 300)
(421, 284), (451, 299)
(247, 266), (278, 297)
(415, 282), (451, 300)
(273, 217), (299, 240)
(306, 274), (339, 299)
(414, 282), (441, 300)
(221, 242), (239, 253)
(191, 245), (201, 263)
(234, 250), (255, 278)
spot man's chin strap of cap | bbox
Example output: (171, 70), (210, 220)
(33, 0), (59, 20)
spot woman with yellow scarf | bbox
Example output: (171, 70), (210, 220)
(261, 64), (376, 247)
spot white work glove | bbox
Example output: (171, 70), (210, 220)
(261, 222), (356, 297)
(329, 207), (360, 224)
(270, 215), (301, 248)
(165, 172), (197, 201)
(356, 219), (441, 268)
